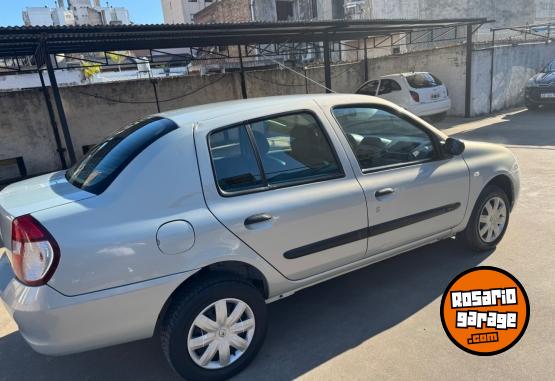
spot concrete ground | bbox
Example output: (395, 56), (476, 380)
(1, 107), (554, 380)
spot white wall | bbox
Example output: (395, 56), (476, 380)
(472, 41), (555, 115)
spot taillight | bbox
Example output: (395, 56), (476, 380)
(10, 215), (60, 286)
(410, 91), (420, 103)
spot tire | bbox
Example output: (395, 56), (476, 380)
(161, 276), (267, 381)
(459, 184), (510, 251)
(526, 102), (540, 111)
(429, 112), (447, 123)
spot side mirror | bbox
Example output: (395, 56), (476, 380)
(443, 137), (465, 156)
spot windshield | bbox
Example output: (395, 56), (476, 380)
(65, 117), (178, 195)
(542, 60), (555, 73)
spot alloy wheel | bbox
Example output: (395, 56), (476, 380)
(187, 298), (255, 370)
(478, 196), (507, 243)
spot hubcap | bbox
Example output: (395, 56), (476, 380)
(187, 298), (255, 370)
(478, 196), (507, 243)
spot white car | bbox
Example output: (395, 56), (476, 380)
(356, 72), (451, 121)
(0, 94), (519, 380)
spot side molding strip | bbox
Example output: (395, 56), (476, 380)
(284, 202), (461, 259)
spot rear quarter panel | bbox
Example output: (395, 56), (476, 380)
(36, 124), (287, 297)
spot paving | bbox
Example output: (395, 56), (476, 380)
(1, 107), (554, 380)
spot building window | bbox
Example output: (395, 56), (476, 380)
(332, 0), (344, 19)
(311, 0), (318, 19)
(276, 1), (294, 21)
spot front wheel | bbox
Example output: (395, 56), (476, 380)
(161, 277), (267, 381)
(459, 184), (510, 251)
(526, 101), (540, 111)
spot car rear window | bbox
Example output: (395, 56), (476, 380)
(65, 117), (178, 195)
(406, 73), (443, 88)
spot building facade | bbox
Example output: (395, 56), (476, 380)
(22, 0), (131, 27)
(189, 0), (555, 27)
(161, 0), (215, 24)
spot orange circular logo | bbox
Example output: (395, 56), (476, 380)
(440, 267), (529, 355)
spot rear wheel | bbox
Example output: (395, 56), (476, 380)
(161, 277), (267, 381)
(429, 112), (447, 123)
(460, 185), (510, 251)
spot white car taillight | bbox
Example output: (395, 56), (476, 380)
(10, 215), (60, 286)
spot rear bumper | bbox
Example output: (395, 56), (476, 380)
(408, 98), (451, 117)
(0, 255), (195, 355)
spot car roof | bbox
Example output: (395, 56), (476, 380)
(159, 93), (391, 127)
(381, 72), (430, 78)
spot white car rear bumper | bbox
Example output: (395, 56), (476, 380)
(408, 98), (451, 117)
(0, 254), (195, 355)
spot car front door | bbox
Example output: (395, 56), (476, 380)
(329, 104), (469, 255)
(195, 108), (368, 280)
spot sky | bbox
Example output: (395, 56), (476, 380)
(0, 0), (164, 26)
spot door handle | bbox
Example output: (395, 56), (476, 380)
(375, 188), (396, 198)
(244, 213), (273, 226)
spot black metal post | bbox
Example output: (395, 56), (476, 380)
(489, 29), (496, 114)
(363, 38), (368, 82)
(237, 45), (247, 99)
(304, 68), (309, 94)
(150, 78), (161, 113)
(464, 24), (473, 118)
(323, 38), (332, 93)
(45, 50), (77, 164)
(38, 70), (67, 169)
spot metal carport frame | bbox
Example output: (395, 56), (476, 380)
(0, 18), (488, 167)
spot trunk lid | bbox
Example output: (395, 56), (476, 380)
(0, 171), (94, 250)
(413, 85), (448, 104)
(405, 72), (448, 104)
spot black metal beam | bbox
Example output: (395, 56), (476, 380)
(489, 29), (496, 114)
(44, 48), (76, 164)
(323, 38), (332, 93)
(38, 70), (67, 169)
(465, 24), (473, 118)
(237, 45), (247, 99)
(363, 38), (368, 82)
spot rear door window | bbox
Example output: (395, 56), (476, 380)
(66, 117), (178, 195)
(209, 126), (265, 193)
(208, 112), (343, 195)
(250, 112), (342, 186)
(406, 73), (443, 88)
(357, 80), (379, 95)
(378, 79), (402, 95)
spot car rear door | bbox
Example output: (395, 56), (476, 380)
(195, 102), (368, 280)
(326, 103), (469, 255)
(377, 78), (406, 108)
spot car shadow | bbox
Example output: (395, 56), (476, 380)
(0, 238), (491, 381)
(449, 107), (555, 147)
